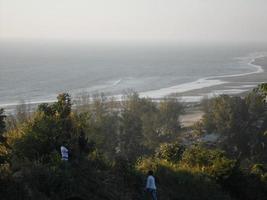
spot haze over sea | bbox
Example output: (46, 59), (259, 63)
(1, 41), (267, 109)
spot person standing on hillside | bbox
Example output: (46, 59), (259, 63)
(145, 170), (157, 200)
(60, 145), (69, 161)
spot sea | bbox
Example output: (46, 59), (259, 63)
(1, 40), (267, 112)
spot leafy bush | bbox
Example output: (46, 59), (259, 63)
(181, 146), (236, 181)
(156, 142), (185, 163)
(136, 157), (233, 200)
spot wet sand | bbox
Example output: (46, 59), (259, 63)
(175, 56), (267, 101)
(179, 56), (267, 127)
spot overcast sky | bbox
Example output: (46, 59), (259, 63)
(1, 0), (267, 43)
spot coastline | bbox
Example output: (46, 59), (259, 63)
(1, 53), (267, 114)
(180, 56), (267, 127)
(135, 52), (266, 102)
(179, 55), (267, 127)
(169, 54), (267, 103)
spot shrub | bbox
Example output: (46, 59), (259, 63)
(156, 142), (185, 163)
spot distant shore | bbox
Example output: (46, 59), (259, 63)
(179, 56), (267, 127)
(173, 55), (267, 102)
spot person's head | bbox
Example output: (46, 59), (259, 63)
(148, 170), (153, 176)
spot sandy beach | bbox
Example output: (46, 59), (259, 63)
(179, 56), (267, 127)
(175, 56), (267, 101)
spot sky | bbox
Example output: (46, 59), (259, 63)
(1, 0), (267, 43)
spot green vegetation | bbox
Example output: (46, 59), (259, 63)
(0, 84), (267, 200)
(202, 84), (267, 162)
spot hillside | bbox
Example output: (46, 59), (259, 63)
(1, 84), (267, 200)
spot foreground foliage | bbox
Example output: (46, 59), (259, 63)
(0, 84), (267, 200)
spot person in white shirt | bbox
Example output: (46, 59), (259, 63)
(145, 170), (157, 200)
(60, 145), (69, 161)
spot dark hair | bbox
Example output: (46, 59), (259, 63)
(148, 170), (153, 176)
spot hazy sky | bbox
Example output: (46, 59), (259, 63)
(1, 0), (267, 43)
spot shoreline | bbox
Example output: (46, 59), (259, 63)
(169, 54), (267, 102)
(140, 52), (266, 100)
(1, 53), (267, 114)
(179, 55), (267, 127)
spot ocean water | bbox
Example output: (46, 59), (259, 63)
(0, 41), (267, 108)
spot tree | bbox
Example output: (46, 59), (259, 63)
(15, 101), (31, 124)
(202, 84), (267, 161)
(54, 93), (72, 118)
(118, 109), (144, 161)
(156, 142), (185, 163)
(0, 108), (6, 135)
(245, 89), (266, 129)
(76, 94), (120, 159)
(253, 83), (267, 102)
(13, 93), (80, 163)
(158, 98), (184, 137)
(0, 108), (7, 164)
(203, 95), (249, 136)
(181, 146), (236, 181)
